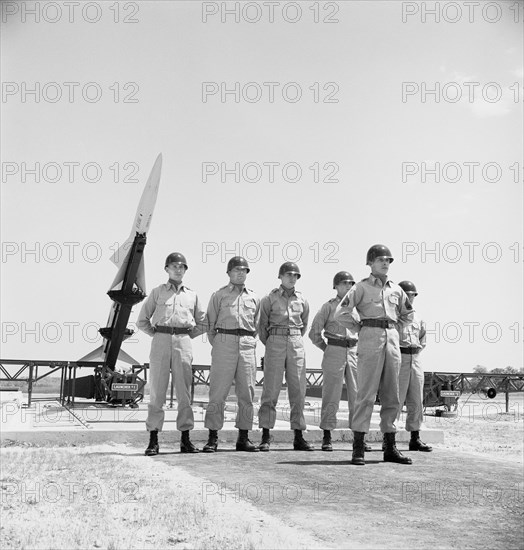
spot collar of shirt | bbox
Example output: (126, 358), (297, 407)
(227, 283), (248, 294)
(166, 280), (185, 292)
(368, 274), (392, 288)
(278, 285), (298, 297)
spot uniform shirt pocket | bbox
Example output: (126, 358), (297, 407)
(156, 298), (174, 319)
(388, 295), (399, 305)
(173, 306), (194, 326)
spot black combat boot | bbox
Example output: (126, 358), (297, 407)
(236, 429), (259, 452)
(321, 430), (333, 452)
(409, 431), (433, 452)
(202, 429), (218, 453)
(383, 432), (412, 464)
(259, 428), (271, 452)
(351, 431), (365, 465)
(145, 430), (159, 456)
(180, 430), (199, 454)
(293, 429), (314, 451)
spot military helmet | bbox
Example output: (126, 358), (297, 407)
(333, 271), (355, 289)
(226, 256), (250, 273)
(278, 262), (301, 279)
(165, 252), (188, 269)
(366, 244), (394, 265)
(399, 280), (418, 295)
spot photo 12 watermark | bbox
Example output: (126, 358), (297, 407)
(2, 161), (140, 184)
(423, 321), (523, 344)
(401, 162), (523, 184)
(1, 401), (143, 426)
(202, 161), (339, 184)
(201, 1), (340, 24)
(201, 481), (340, 504)
(401, 81), (521, 104)
(401, 2), (523, 24)
(201, 241), (340, 264)
(1, 321), (140, 345)
(1, 480), (141, 504)
(201, 81), (339, 103)
(401, 481), (523, 507)
(401, 241), (523, 263)
(2, 82), (140, 104)
(1, 240), (146, 264)
(1, 1), (140, 24)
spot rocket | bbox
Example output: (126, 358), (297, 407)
(78, 153), (162, 371)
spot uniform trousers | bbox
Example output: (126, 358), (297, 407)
(204, 334), (257, 430)
(146, 333), (193, 432)
(320, 344), (358, 430)
(258, 334), (307, 430)
(398, 353), (424, 432)
(351, 326), (401, 434)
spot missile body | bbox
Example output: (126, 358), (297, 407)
(78, 154), (162, 376)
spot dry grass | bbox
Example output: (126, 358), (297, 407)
(0, 444), (325, 550)
(422, 393), (524, 463)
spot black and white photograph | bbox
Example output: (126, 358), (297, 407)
(1, 1), (523, 548)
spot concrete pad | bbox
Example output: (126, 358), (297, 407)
(0, 394), (444, 447)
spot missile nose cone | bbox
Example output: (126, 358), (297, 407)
(131, 154), (163, 235)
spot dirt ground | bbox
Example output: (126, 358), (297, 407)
(1, 393), (523, 550)
(139, 393), (524, 550)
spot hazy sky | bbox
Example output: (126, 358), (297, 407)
(1, 0), (523, 373)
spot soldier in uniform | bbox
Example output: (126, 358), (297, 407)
(258, 262), (313, 452)
(203, 256), (260, 453)
(309, 271), (361, 452)
(397, 280), (432, 452)
(334, 245), (414, 466)
(137, 253), (206, 456)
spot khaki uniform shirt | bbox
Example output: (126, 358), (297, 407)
(259, 286), (309, 345)
(334, 274), (414, 331)
(399, 312), (426, 350)
(206, 283), (260, 345)
(137, 281), (207, 338)
(309, 296), (359, 352)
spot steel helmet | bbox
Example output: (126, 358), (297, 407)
(399, 280), (418, 295)
(226, 256), (250, 273)
(333, 271), (355, 289)
(165, 252), (188, 269)
(278, 262), (301, 279)
(366, 244), (394, 265)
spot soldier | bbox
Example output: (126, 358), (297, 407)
(137, 253), (206, 456)
(258, 262), (313, 452)
(309, 271), (362, 451)
(334, 245), (414, 466)
(203, 256), (260, 453)
(397, 280), (432, 452)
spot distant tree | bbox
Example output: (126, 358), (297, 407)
(503, 366), (519, 374)
(489, 367), (520, 374)
(473, 365), (488, 373)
